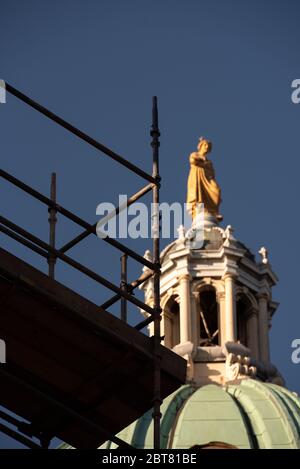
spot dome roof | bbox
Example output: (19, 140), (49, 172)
(101, 380), (300, 449)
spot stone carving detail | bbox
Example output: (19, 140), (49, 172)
(223, 342), (256, 381)
(142, 250), (154, 304)
(177, 225), (186, 240)
(225, 352), (257, 381)
(185, 226), (197, 241)
(259, 246), (269, 264)
(223, 225), (236, 241)
(143, 249), (153, 267)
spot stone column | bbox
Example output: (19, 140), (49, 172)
(247, 307), (259, 360)
(179, 274), (191, 344)
(160, 311), (165, 346)
(258, 294), (270, 362)
(162, 310), (172, 348)
(216, 291), (226, 346)
(223, 274), (236, 342)
(190, 291), (200, 347)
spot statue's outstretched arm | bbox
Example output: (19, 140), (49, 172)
(189, 152), (202, 166)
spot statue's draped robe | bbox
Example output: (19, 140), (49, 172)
(187, 154), (221, 219)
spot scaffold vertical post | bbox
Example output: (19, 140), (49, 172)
(120, 254), (128, 322)
(151, 96), (161, 449)
(48, 172), (57, 279)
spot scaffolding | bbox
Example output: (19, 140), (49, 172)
(0, 83), (186, 449)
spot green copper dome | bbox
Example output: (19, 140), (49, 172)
(100, 380), (300, 449)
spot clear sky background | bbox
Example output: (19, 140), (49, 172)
(1, 0), (300, 448)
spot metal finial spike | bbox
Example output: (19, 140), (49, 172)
(152, 96), (159, 130)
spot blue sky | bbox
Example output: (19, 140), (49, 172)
(1, 0), (300, 448)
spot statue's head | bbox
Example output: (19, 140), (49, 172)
(197, 137), (212, 156)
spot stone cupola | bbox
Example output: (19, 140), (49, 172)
(140, 220), (283, 386)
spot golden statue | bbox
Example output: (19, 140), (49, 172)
(187, 137), (222, 221)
